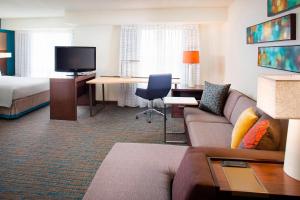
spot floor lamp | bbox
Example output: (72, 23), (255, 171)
(257, 75), (300, 181)
(183, 51), (199, 88)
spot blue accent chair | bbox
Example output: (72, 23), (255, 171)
(135, 74), (172, 123)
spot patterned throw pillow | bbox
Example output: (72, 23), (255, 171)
(240, 114), (282, 150)
(240, 120), (270, 149)
(199, 81), (231, 115)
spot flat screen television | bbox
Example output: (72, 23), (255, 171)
(55, 46), (96, 76)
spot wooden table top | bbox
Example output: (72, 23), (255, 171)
(86, 76), (181, 85)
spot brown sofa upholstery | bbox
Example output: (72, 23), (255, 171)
(84, 143), (284, 200)
(184, 90), (288, 150)
(84, 90), (288, 200)
(84, 143), (188, 200)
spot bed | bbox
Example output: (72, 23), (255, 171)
(0, 76), (49, 119)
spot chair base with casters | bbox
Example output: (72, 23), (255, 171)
(135, 100), (164, 123)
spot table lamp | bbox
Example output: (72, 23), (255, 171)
(257, 75), (300, 180)
(183, 51), (199, 87)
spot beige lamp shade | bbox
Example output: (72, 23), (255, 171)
(257, 75), (300, 119)
(257, 74), (300, 180)
(0, 52), (12, 58)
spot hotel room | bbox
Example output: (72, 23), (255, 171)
(0, 0), (300, 199)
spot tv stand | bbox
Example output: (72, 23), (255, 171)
(66, 71), (84, 77)
(50, 73), (96, 120)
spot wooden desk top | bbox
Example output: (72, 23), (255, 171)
(86, 76), (181, 85)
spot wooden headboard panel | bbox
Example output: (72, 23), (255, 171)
(0, 32), (7, 75)
(0, 32), (6, 51)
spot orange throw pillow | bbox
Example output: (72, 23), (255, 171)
(240, 120), (269, 149)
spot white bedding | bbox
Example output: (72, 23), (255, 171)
(0, 76), (49, 108)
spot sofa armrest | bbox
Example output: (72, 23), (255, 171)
(190, 147), (284, 162)
(172, 149), (217, 200)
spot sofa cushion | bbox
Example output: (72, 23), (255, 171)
(83, 143), (187, 200)
(223, 90), (244, 121)
(199, 81), (231, 115)
(184, 107), (229, 124)
(229, 96), (257, 125)
(187, 122), (233, 148)
(172, 148), (216, 200)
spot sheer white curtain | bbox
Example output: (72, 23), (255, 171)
(118, 25), (140, 107)
(119, 24), (200, 107)
(15, 30), (72, 78)
(15, 31), (32, 77)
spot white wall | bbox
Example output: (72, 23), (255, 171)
(65, 8), (228, 25)
(225, 0), (300, 99)
(73, 25), (120, 101)
(199, 23), (226, 84)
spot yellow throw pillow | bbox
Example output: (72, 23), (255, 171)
(231, 107), (259, 149)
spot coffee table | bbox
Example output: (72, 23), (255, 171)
(163, 97), (198, 144)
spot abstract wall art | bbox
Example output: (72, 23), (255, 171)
(268, 0), (300, 16)
(258, 45), (300, 73)
(247, 14), (296, 44)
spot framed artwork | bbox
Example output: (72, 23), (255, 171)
(268, 0), (300, 16)
(258, 45), (300, 73)
(247, 14), (296, 44)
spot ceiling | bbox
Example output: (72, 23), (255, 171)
(0, 0), (233, 18)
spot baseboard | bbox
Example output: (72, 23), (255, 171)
(95, 101), (118, 105)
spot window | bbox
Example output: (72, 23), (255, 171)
(138, 26), (184, 78)
(119, 24), (200, 107)
(30, 31), (72, 77)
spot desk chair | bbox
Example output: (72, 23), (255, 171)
(135, 74), (172, 123)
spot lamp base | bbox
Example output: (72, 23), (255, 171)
(284, 119), (300, 181)
(188, 65), (195, 88)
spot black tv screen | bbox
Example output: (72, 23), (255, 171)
(55, 46), (96, 73)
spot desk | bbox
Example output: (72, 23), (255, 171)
(86, 76), (181, 116)
(50, 73), (96, 121)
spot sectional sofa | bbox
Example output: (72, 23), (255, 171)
(184, 90), (288, 150)
(83, 89), (287, 200)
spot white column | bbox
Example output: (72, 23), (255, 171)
(284, 119), (300, 181)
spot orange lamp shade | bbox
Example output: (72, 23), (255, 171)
(183, 51), (200, 64)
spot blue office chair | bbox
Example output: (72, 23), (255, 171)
(135, 74), (172, 123)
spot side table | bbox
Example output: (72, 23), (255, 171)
(208, 157), (300, 199)
(163, 97), (198, 144)
(171, 86), (203, 118)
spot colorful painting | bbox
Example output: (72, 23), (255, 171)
(268, 0), (300, 16)
(258, 46), (300, 73)
(247, 14), (296, 44)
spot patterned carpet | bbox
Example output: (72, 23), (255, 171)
(0, 105), (185, 199)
